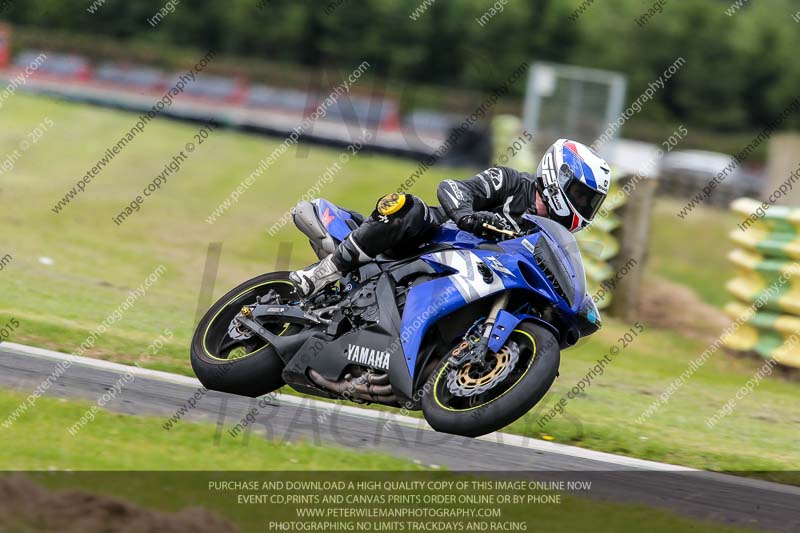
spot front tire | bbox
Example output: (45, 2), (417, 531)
(421, 321), (560, 438)
(190, 272), (300, 397)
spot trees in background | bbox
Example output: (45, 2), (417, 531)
(2, 0), (798, 135)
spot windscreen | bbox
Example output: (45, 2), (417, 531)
(524, 215), (587, 304)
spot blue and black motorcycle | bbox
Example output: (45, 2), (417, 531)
(191, 199), (601, 437)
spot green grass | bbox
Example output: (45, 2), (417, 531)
(0, 390), (418, 471)
(1, 93), (798, 475)
(0, 93), (465, 371)
(517, 323), (800, 474)
(650, 197), (739, 308)
(0, 391), (757, 533)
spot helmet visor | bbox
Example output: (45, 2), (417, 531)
(565, 178), (605, 220)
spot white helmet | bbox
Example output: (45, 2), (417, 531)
(534, 139), (611, 232)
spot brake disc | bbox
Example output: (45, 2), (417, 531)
(445, 341), (520, 398)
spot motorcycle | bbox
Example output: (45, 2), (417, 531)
(191, 199), (601, 437)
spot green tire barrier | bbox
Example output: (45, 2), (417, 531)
(575, 184), (628, 309)
(490, 115), (628, 310)
(724, 198), (800, 368)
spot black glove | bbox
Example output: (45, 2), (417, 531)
(457, 212), (514, 239)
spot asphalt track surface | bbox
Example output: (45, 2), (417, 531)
(2, 342), (799, 532)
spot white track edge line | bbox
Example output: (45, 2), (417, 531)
(5, 341), (800, 495)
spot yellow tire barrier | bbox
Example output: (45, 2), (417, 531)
(724, 302), (800, 368)
(730, 198), (800, 260)
(725, 198), (800, 368)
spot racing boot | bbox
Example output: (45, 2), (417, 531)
(290, 254), (341, 298)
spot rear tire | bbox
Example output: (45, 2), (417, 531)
(190, 272), (300, 397)
(421, 321), (560, 438)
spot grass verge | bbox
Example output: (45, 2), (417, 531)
(1, 93), (797, 475)
(0, 390), (757, 533)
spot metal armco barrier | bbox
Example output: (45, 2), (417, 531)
(724, 198), (800, 368)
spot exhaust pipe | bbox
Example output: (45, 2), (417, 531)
(308, 368), (397, 404)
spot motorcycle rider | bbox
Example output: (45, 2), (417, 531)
(290, 139), (611, 298)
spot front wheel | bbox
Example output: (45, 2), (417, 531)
(421, 321), (560, 438)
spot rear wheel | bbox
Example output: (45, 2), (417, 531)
(190, 272), (301, 397)
(421, 321), (559, 437)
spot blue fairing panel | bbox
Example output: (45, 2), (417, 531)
(400, 248), (527, 377)
(314, 198), (354, 242)
(399, 276), (466, 377)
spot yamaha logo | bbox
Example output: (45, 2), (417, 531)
(347, 344), (390, 370)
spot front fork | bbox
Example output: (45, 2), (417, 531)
(473, 292), (510, 362)
(448, 292), (510, 367)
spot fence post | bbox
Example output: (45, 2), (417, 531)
(609, 175), (657, 321)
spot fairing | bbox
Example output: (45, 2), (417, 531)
(304, 202), (597, 384)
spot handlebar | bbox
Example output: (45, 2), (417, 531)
(481, 223), (521, 239)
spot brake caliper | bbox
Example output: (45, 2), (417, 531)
(445, 341), (520, 397)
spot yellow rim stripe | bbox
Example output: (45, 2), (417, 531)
(202, 280), (293, 361)
(432, 329), (537, 412)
